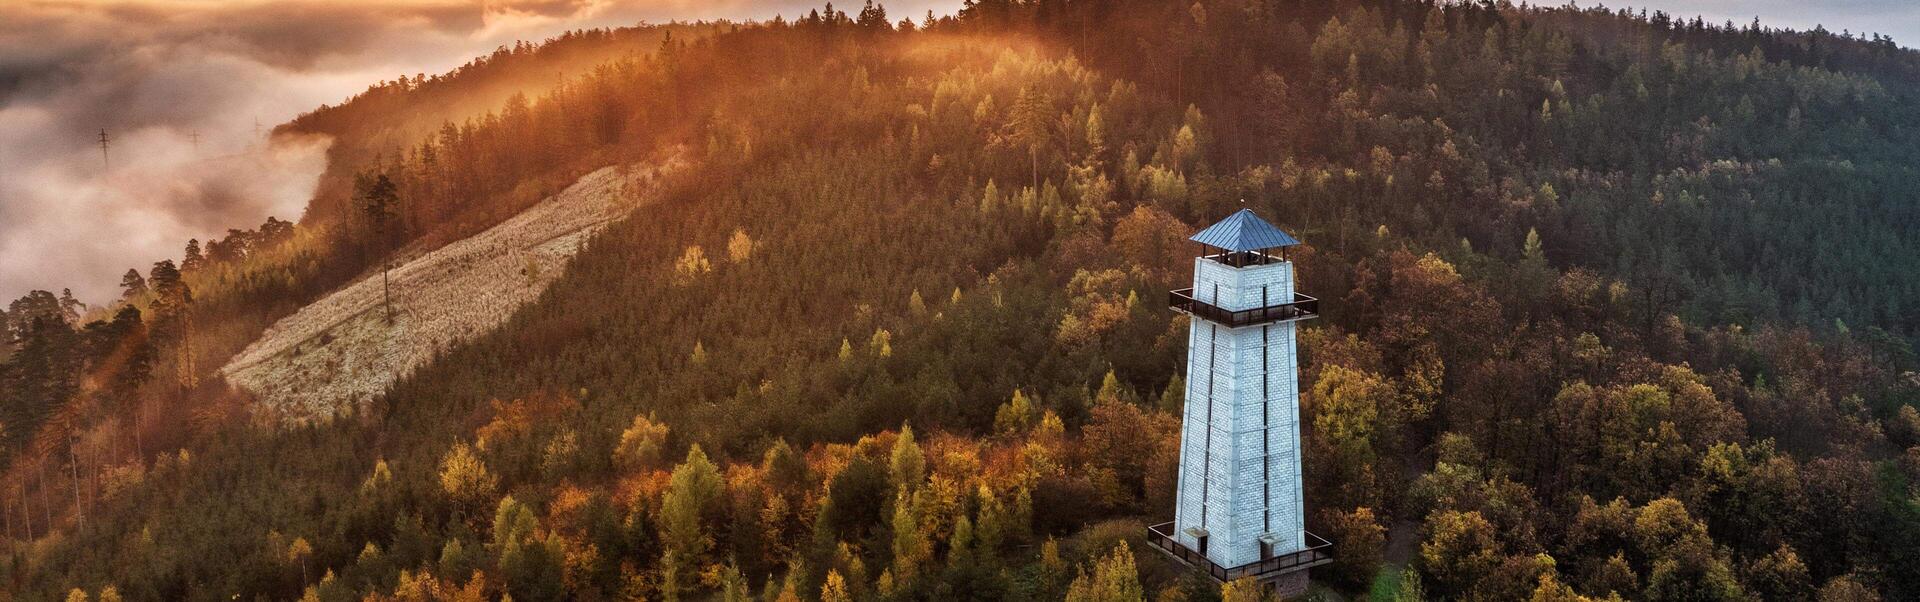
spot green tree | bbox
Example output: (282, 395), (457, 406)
(889, 490), (929, 580)
(661, 445), (723, 564)
(994, 389), (1036, 435)
(890, 425), (925, 489)
(354, 172), (401, 321)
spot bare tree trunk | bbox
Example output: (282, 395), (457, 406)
(134, 400), (145, 461)
(39, 463), (52, 530)
(383, 261), (393, 323)
(18, 490), (30, 541)
(183, 312), (198, 389)
(1030, 146), (1038, 192)
(70, 438), (84, 529)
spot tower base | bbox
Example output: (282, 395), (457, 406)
(1144, 522), (1331, 600)
(1261, 569), (1310, 599)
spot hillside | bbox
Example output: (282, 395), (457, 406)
(3, 2), (1920, 601)
(223, 161), (675, 420)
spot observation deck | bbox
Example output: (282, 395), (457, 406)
(1146, 522), (1333, 582)
(1169, 289), (1319, 327)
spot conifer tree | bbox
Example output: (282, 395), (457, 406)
(889, 490), (928, 580)
(661, 444), (723, 589)
(1009, 85), (1052, 190)
(180, 239), (205, 273)
(890, 425), (925, 489)
(118, 269), (146, 301)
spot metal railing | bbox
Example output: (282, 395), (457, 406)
(1146, 522), (1334, 582)
(1169, 289), (1319, 327)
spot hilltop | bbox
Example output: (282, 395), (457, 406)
(3, 1), (1920, 600)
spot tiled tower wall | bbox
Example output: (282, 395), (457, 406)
(1172, 257), (1306, 570)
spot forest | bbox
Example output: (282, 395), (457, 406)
(3, 0), (1920, 600)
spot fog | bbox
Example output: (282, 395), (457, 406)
(0, 0), (957, 304)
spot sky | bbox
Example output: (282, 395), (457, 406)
(1617, 0), (1920, 44)
(0, 0), (1910, 305)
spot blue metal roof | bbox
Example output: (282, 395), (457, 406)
(1190, 208), (1300, 252)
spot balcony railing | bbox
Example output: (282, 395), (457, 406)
(1169, 289), (1319, 327)
(1146, 522), (1334, 582)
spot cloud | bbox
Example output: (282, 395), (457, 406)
(0, 0), (961, 304)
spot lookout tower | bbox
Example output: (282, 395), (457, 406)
(1147, 208), (1332, 597)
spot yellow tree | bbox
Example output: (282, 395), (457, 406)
(1418, 510), (1500, 598)
(438, 443), (498, 517)
(1309, 365), (1395, 509)
(1064, 541), (1145, 602)
(287, 536), (315, 584)
(821, 569), (852, 602)
(1221, 577), (1268, 602)
(673, 245), (712, 283)
(726, 228), (755, 263)
(613, 413), (671, 472)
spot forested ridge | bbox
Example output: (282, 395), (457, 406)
(3, 1), (1920, 600)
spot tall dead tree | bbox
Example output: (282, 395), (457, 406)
(97, 129), (111, 171)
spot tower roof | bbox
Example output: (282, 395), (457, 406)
(1190, 208), (1300, 252)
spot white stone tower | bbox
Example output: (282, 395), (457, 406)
(1148, 209), (1330, 596)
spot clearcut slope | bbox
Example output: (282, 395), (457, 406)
(221, 161), (674, 420)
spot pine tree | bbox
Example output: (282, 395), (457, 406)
(890, 425), (925, 489)
(118, 269), (146, 300)
(889, 490), (928, 580)
(180, 239), (205, 272)
(973, 485), (1009, 560)
(1158, 374), (1185, 414)
(355, 172), (401, 320)
(1009, 85), (1052, 190)
(661, 444), (723, 590)
(994, 389), (1036, 435)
